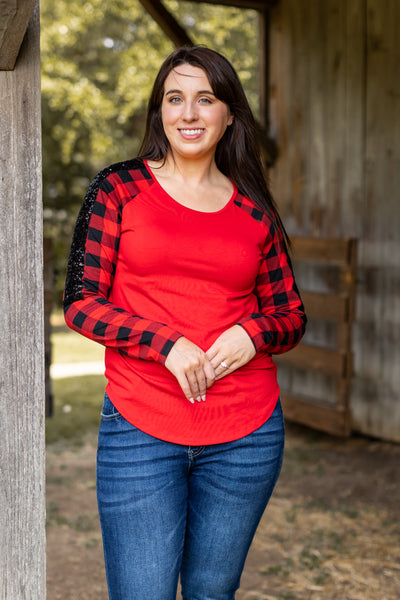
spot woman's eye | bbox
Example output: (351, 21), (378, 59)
(169, 97), (182, 104)
(199, 97), (212, 104)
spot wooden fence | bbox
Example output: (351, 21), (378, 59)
(276, 237), (357, 437)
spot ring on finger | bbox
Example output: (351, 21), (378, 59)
(219, 360), (229, 369)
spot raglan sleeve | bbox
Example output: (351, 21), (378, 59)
(63, 169), (183, 364)
(236, 223), (307, 355)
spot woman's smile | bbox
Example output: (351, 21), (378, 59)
(178, 128), (206, 139)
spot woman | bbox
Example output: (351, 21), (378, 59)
(64, 46), (306, 600)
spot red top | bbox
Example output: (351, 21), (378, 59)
(64, 158), (306, 444)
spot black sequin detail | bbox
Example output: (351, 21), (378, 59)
(63, 158), (144, 309)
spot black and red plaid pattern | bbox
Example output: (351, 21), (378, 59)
(234, 195), (306, 354)
(64, 159), (182, 364)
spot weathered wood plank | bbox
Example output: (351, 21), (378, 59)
(268, 0), (400, 440)
(343, 0), (365, 234)
(269, 0), (365, 238)
(179, 0), (278, 9)
(0, 0), (17, 47)
(337, 323), (350, 354)
(351, 0), (400, 441)
(291, 237), (353, 263)
(257, 12), (279, 166)
(281, 392), (351, 437)
(301, 291), (349, 322)
(0, 0), (36, 70)
(44, 238), (53, 418)
(276, 344), (349, 378)
(0, 1), (46, 597)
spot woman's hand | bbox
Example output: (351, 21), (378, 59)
(165, 337), (216, 403)
(206, 325), (256, 380)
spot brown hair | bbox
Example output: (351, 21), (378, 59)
(139, 46), (289, 246)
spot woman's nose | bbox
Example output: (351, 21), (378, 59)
(182, 101), (198, 121)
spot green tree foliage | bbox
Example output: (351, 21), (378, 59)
(41, 0), (259, 300)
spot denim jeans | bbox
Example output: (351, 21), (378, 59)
(97, 393), (284, 600)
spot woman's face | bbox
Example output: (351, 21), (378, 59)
(161, 63), (233, 161)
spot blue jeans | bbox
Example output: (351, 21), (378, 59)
(97, 393), (284, 600)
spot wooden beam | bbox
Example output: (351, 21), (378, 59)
(276, 344), (349, 378)
(0, 1), (46, 597)
(179, 0), (279, 9)
(0, 0), (36, 70)
(256, 9), (277, 165)
(258, 8), (268, 130)
(300, 291), (350, 322)
(139, 0), (194, 47)
(281, 392), (351, 437)
(256, 123), (278, 166)
(291, 237), (356, 264)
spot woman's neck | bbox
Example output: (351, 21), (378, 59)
(146, 152), (233, 212)
(148, 152), (221, 187)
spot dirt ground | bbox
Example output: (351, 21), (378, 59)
(46, 422), (400, 600)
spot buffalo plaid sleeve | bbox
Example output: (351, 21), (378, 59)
(63, 167), (183, 364)
(237, 224), (307, 355)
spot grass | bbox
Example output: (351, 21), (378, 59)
(51, 329), (105, 364)
(51, 310), (104, 364)
(46, 498), (98, 532)
(46, 375), (106, 445)
(46, 310), (106, 446)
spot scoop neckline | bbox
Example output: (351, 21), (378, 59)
(143, 159), (237, 215)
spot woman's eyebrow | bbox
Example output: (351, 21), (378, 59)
(165, 89), (216, 96)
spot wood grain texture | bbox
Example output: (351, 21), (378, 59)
(269, 0), (400, 441)
(0, 0), (36, 70)
(277, 344), (348, 378)
(0, 2), (46, 597)
(44, 238), (53, 418)
(179, 0), (278, 9)
(300, 292), (349, 322)
(0, 0), (17, 47)
(281, 392), (351, 437)
(351, 0), (400, 441)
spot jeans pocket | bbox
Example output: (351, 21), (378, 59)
(100, 392), (121, 420)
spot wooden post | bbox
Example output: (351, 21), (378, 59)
(44, 238), (53, 418)
(0, 1), (46, 598)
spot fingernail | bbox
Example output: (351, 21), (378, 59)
(196, 396), (202, 402)
(201, 395), (206, 401)
(189, 398), (195, 404)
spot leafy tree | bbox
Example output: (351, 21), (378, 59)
(41, 0), (259, 300)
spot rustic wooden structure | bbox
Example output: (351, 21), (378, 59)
(268, 0), (400, 442)
(276, 237), (357, 436)
(0, 1), (46, 598)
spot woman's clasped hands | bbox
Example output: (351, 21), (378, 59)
(165, 325), (256, 404)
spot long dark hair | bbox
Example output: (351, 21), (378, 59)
(139, 46), (289, 247)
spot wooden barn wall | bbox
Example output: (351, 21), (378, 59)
(269, 0), (400, 441)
